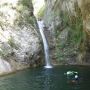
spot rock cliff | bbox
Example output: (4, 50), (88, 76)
(44, 0), (90, 65)
(0, 0), (43, 75)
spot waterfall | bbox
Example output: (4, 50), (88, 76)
(37, 20), (52, 68)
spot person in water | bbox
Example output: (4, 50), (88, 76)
(64, 71), (79, 84)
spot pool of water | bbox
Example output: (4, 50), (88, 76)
(0, 66), (90, 90)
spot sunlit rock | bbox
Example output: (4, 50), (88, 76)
(0, 58), (12, 74)
(0, 0), (43, 75)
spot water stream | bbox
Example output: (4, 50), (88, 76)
(37, 20), (52, 68)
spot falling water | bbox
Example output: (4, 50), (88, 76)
(37, 20), (52, 68)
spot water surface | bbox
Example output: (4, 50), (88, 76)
(0, 66), (90, 90)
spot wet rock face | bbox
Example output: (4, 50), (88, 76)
(44, 0), (90, 64)
(0, 0), (43, 74)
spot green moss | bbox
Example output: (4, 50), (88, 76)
(18, 0), (33, 9)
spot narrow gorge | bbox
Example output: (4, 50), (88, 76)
(0, 0), (89, 90)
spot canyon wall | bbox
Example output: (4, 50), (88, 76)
(44, 0), (90, 65)
(0, 0), (43, 75)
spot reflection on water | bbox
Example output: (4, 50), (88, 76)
(0, 66), (89, 90)
(42, 69), (53, 90)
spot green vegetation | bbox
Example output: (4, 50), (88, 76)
(55, 2), (85, 63)
(8, 36), (19, 49)
(0, 36), (19, 59)
(37, 6), (45, 19)
(0, 46), (9, 59)
(18, 0), (33, 9)
(14, 0), (36, 27)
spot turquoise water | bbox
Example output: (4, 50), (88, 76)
(0, 66), (90, 90)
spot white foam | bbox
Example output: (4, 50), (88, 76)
(44, 65), (53, 69)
